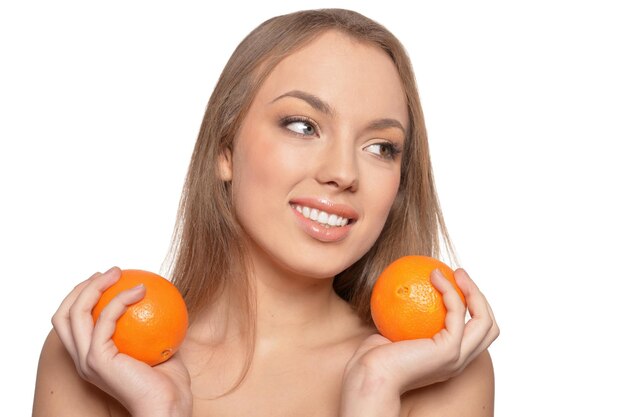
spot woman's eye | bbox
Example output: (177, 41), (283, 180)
(284, 119), (317, 136)
(365, 142), (401, 160)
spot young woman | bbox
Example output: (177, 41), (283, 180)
(33, 9), (499, 417)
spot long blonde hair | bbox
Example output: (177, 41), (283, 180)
(166, 7), (453, 392)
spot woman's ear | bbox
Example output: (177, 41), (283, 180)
(218, 147), (233, 181)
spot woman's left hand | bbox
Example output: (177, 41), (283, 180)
(340, 268), (499, 414)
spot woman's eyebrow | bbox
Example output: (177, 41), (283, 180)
(270, 90), (336, 117)
(271, 89), (406, 135)
(366, 118), (406, 136)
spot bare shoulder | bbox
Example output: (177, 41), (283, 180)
(400, 350), (495, 417)
(32, 329), (128, 417)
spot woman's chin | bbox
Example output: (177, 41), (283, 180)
(287, 256), (361, 281)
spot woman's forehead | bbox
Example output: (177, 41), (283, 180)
(253, 31), (409, 125)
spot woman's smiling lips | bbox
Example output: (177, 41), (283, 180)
(289, 197), (359, 243)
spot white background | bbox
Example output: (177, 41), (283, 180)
(1, 0), (625, 415)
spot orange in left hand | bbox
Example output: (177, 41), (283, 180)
(91, 269), (189, 366)
(370, 255), (466, 341)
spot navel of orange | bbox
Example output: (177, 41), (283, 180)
(370, 255), (466, 341)
(91, 269), (189, 366)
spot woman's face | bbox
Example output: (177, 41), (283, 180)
(221, 30), (409, 279)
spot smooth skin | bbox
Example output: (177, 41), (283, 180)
(33, 31), (499, 417)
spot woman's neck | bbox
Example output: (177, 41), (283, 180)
(187, 243), (359, 352)
(180, 242), (374, 398)
(249, 240), (352, 350)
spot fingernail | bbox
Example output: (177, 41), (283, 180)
(432, 268), (445, 281)
(132, 283), (145, 291)
(104, 266), (118, 274)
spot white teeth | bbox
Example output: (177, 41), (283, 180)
(291, 204), (350, 227)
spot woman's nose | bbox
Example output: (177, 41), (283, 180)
(314, 138), (359, 192)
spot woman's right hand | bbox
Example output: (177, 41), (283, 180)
(51, 267), (192, 417)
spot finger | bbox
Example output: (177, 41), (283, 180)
(461, 271), (497, 344)
(481, 295), (498, 334)
(431, 268), (466, 341)
(462, 313), (499, 368)
(454, 269), (497, 360)
(351, 333), (390, 358)
(69, 267), (122, 368)
(90, 284), (146, 362)
(155, 353), (191, 388)
(52, 271), (103, 362)
(482, 297), (500, 344)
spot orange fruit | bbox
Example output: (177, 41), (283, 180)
(370, 255), (466, 341)
(92, 269), (188, 366)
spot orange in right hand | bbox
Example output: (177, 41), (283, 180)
(370, 255), (466, 341)
(91, 269), (189, 366)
